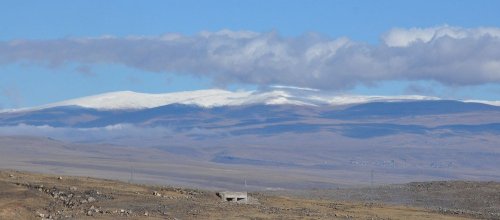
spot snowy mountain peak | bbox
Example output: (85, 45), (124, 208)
(44, 89), (253, 110)
(5, 88), (499, 112)
(37, 89), (443, 110)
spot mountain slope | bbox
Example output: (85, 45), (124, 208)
(0, 90), (500, 187)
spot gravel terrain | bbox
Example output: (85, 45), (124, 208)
(0, 170), (482, 219)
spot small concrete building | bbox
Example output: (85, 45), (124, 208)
(217, 191), (248, 203)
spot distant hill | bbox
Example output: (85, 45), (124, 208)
(0, 89), (499, 188)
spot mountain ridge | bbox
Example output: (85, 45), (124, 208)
(2, 88), (478, 112)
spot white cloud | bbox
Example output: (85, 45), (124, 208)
(1, 26), (500, 90)
(383, 25), (500, 47)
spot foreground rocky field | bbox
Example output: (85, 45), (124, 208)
(1, 170), (494, 219)
(284, 181), (500, 219)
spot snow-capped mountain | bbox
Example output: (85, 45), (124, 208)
(9, 88), (448, 112)
(3, 86), (500, 113)
(1, 87), (499, 131)
(1, 88), (499, 183)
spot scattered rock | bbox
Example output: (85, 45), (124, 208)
(87, 196), (96, 203)
(36, 184), (45, 192)
(153, 191), (162, 197)
(69, 186), (77, 191)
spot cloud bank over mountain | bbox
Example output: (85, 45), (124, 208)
(1, 26), (500, 90)
(0, 123), (176, 142)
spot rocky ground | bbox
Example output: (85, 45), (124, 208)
(0, 170), (492, 219)
(287, 181), (500, 219)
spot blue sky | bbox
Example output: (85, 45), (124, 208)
(1, 0), (500, 108)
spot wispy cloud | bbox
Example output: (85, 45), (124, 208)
(0, 123), (219, 144)
(0, 123), (173, 142)
(1, 26), (500, 90)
